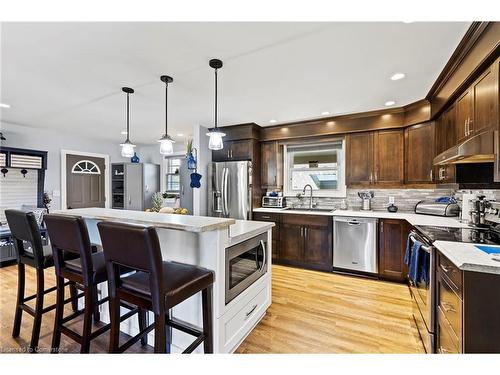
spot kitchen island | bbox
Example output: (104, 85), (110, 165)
(54, 208), (274, 353)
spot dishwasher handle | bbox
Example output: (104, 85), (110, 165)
(334, 217), (378, 225)
(347, 219), (361, 226)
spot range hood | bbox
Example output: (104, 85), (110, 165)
(433, 130), (495, 165)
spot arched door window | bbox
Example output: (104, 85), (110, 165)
(71, 160), (101, 174)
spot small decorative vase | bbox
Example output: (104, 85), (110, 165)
(187, 152), (197, 170)
(131, 152), (140, 163)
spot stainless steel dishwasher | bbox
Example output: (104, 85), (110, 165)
(333, 216), (378, 273)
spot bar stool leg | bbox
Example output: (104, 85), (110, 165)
(202, 285), (213, 354)
(80, 286), (94, 353)
(92, 285), (100, 323)
(51, 275), (65, 353)
(30, 268), (45, 352)
(69, 282), (78, 312)
(108, 296), (120, 353)
(138, 308), (148, 346)
(12, 263), (25, 338)
(154, 313), (166, 353)
(166, 310), (172, 353)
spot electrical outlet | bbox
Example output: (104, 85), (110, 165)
(388, 196), (395, 204)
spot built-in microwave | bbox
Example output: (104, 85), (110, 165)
(225, 232), (267, 304)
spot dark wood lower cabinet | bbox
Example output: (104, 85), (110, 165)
(378, 219), (409, 282)
(436, 251), (500, 353)
(252, 212), (332, 272)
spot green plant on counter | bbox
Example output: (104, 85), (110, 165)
(186, 138), (194, 156)
(151, 192), (164, 212)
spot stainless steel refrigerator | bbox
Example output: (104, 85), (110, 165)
(208, 161), (252, 220)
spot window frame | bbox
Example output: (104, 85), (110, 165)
(283, 139), (346, 198)
(164, 156), (182, 196)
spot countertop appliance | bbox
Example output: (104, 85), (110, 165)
(407, 227), (435, 354)
(333, 216), (378, 273)
(469, 195), (489, 227)
(208, 160), (252, 220)
(262, 196), (286, 208)
(414, 200), (460, 217)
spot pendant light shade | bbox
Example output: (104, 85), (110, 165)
(120, 87), (136, 158)
(158, 75), (175, 155)
(207, 59), (225, 150)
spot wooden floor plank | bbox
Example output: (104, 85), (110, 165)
(0, 263), (424, 353)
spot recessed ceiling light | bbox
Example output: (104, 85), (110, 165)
(385, 101), (396, 106)
(269, 119), (277, 124)
(177, 133), (184, 137)
(321, 111), (330, 116)
(391, 73), (406, 81)
(121, 131), (128, 135)
(0, 103), (11, 108)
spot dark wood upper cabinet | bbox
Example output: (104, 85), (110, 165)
(456, 89), (474, 143)
(347, 129), (403, 186)
(472, 62), (498, 135)
(378, 219), (410, 282)
(435, 104), (457, 155)
(212, 139), (254, 162)
(405, 122), (435, 184)
(260, 141), (283, 189)
(346, 132), (374, 185)
(374, 129), (404, 185)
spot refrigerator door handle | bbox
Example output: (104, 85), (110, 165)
(223, 167), (229, 217)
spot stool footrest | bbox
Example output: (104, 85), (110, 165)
(167, 317), (203, 337)
(118, 322), (155, 353)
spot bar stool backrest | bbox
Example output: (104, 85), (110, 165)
(97, 221), (164, 314)
(5, 209), (45, 268)
(44, 214), (94, 286)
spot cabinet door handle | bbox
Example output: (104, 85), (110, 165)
(464, 119), (468, 136)
(304, 227), (307, 238)
(380, 221), (383, 233)
(261, 215), (271, 219)
(374, 170), (378, 182)
(370, 172), (373, 183)
(274, 175), (277, 185)
(245, 304), (258, 318)
(300, 227), (303, 237)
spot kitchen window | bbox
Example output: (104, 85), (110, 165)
(283, 140), (346, 197)
(164, 156), (181, 195)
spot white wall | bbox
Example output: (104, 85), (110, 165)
(1, 122), (127, 210)
(192, 125), (211, 216)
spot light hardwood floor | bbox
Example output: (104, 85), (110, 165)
(0, 263), (424, 353)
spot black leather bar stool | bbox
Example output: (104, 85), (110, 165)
(97, 221), (215, 353)
(5, 209), (80, 353)
(44, 214), (147, 353)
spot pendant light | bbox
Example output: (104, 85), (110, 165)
(206, 59), (225, 150)
(120, 87), (136, 158)
(158, 75), (175, 155)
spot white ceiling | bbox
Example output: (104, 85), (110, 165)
(1, 22), (470, 144)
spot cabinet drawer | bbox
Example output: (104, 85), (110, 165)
(438, 252), (462, 295)
(222, 283), (270, 352)
(282, 213), (330, 227)
(438, 273), (462, 343)
(253, 212), (280, 222)
(437, 307), (461, 354)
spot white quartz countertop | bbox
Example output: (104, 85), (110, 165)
(229, 220), (274, 246)
(434, 241), (500, 275)
(54, 208), (236, 233)
(253, 207), (468, 228)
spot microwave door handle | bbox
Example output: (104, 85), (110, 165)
(259, 240), (267, 273)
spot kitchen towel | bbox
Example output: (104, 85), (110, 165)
(404, 236), (429, 284)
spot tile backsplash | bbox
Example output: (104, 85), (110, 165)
(285, 188), (500, 212)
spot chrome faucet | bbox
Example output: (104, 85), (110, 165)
(303, 184), (313, 209)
